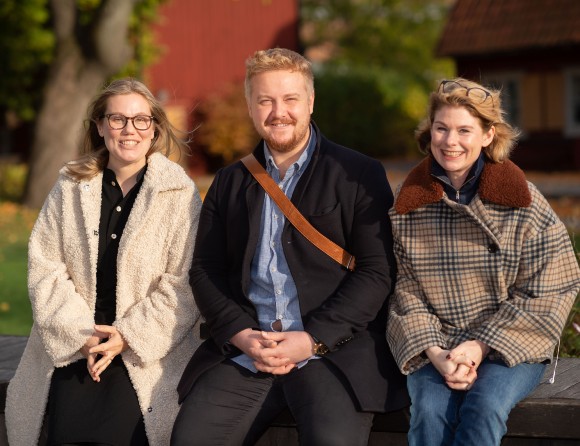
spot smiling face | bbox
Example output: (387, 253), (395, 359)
(430, 105), (495, 189)
(247, 69), (314, 156)
(97, 93), (155, 174)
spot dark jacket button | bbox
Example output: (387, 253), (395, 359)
(488, 243), (498, 253)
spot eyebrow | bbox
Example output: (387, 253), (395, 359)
(256, 92), (301, 100)
(106, 112), (151, 115)
(433, 120), (475, 129)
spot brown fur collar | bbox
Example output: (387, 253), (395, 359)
(394, 157), (532, 215)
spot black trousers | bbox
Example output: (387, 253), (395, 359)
(46, 357), (148, 446)
(171, 359), (374, 446)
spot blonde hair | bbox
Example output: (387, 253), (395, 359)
(244, 48), (314, 100)
(65, 78), (189, 180)
(415, 77), (520, 163)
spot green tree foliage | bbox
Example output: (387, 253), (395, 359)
(302, 0), (454, 158)
(0, 0), (54, 121)
(313, 66), (421, 157)
(1, 0), (167, 208)
(0, 0), (162, 124)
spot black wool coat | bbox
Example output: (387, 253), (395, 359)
(178, 124), (409, 412)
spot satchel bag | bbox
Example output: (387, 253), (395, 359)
(241, 154), (356, 271)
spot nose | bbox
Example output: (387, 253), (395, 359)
(446, 130), (458, 145)
(270, 100), (286, 119)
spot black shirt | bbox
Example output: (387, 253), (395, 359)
(95, 166), (147, 325)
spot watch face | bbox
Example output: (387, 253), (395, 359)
(315, 342), (329, 355)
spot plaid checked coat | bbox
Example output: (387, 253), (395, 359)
(387, 157), (580, 374)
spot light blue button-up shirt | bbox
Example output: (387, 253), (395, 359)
(232, 126), (316, 372)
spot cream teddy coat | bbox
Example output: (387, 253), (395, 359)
(6, 152), (202, 446)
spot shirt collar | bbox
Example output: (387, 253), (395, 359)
(431, 152), (485, 190)
(103, 164), (148, 184)
(264, 124), (316, 176)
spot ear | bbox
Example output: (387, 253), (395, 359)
(482, 125), (495, 148)
(96, 120), (104, 137)
(309, 90), (315, 115)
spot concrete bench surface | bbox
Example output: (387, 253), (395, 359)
(1, 335), (579, 446)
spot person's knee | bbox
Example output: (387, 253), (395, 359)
(170, 411), (193, 446)
(171, 419), (227, 446)
(170, 397), (216, 446)
(297, 411), (373, 446)
(408, 386), (458, 446)
(455, 394), (509, 444)
(466, 392), (510, 423)
(407, 365), (451, 421)
(410, 390), (448, 421)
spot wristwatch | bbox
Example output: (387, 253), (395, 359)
(312, 337), (329, 356)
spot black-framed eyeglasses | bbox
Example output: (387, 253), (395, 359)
(438, 80), (493, 105)
(102, 114), (155, 131)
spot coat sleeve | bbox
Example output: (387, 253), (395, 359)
(471, 210), (580, 366)
(189, 169), (259, 351)
(28, 177), (95, 366)
(302, 159), (395, 349)
(386, 212), (447, 374)
(113, 186), (202, 365)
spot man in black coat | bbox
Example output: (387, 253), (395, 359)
(172, 48), (408, 446)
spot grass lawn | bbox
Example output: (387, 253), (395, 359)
(0, 202), (37, 335)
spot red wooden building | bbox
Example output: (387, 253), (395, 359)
(437, 0), (580, 171)
(145, 0), (300, 173)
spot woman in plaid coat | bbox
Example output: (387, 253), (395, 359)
(387, 78), (580, 446)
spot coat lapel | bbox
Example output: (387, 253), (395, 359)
(288, 122), (321, 210)
(394, 157), (443, 215)
(394, 157), (532, 215)
(464, 197), (503, 246)
(116, 154), (164, 278)
(243, 160), (265, 295)
(78, 172), (103, 303)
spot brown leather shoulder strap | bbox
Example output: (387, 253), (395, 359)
(241, 154), (355, 271)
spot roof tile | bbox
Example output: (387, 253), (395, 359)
(437, 0), (580, 56)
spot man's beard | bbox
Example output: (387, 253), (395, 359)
(262, 120), (309, 153)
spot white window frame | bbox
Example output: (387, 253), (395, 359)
(564, 68), (580, 137)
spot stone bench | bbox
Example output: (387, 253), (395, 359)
(2, 336), (579, 445)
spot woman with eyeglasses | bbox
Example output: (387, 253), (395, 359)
(386, 77), (580, 446)
(6, 78), (202, 446)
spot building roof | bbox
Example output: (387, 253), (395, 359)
(437, 0), (580, 57)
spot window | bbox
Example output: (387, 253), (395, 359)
(484, 73), (522, 132)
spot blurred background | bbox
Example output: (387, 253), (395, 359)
(0, 0), (579, 355)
